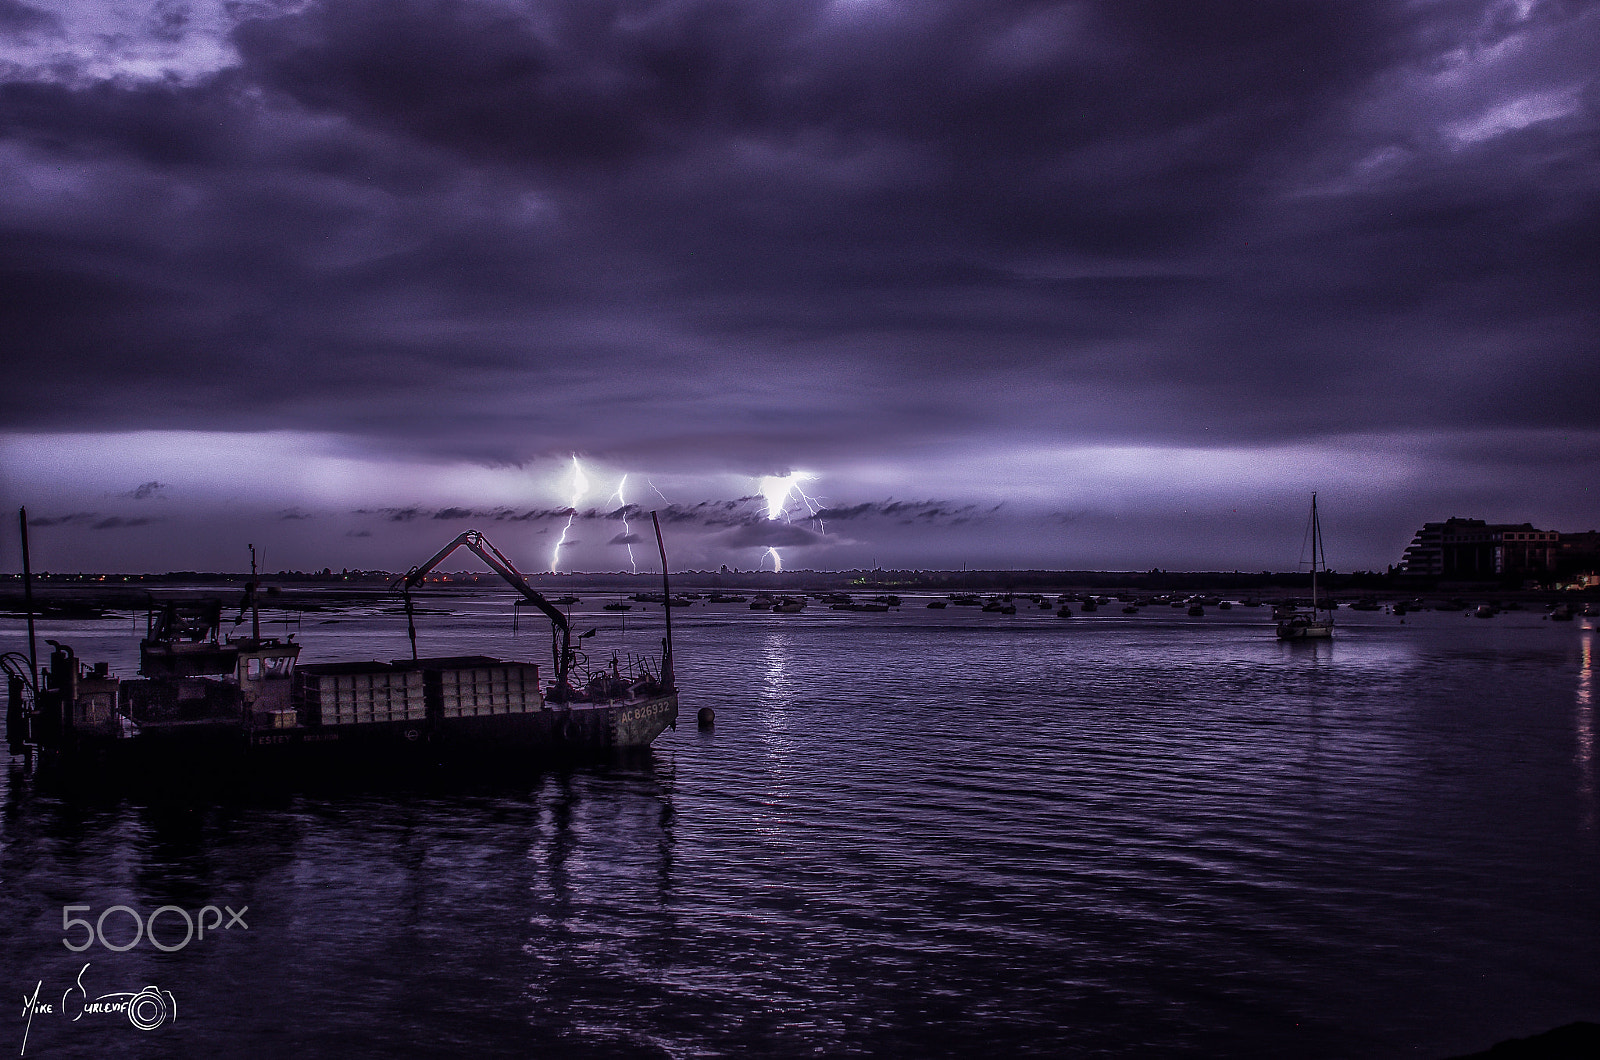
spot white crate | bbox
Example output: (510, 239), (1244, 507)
(438, 664), (541, 717)
(300, 666), (425, 725)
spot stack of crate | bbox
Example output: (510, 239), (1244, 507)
(297, 663), (426, 726)
(438, 662), (543, 717)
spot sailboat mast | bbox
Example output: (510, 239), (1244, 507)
(1311, 493), (1320, 614)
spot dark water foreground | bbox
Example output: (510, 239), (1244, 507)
(3, 599), (1597, 1058)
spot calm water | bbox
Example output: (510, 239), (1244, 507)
(3, 594), (1597, 1058)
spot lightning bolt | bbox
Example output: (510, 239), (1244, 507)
(759, 472), (824, 525)
(756, 471), (824, 572)
(610, 474), (637, 574)
(793, 482), (825, 532)
(550, 455), (588, 573)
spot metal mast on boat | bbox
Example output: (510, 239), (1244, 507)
(1311, 492), (1323, 619)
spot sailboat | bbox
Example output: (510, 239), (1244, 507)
(1277, 493), (1334, 640)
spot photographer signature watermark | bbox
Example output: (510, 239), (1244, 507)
(19, 963), (175, 1055)
(62, 903), (247, 952)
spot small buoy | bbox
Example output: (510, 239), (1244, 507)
(697, 707), (715, 729)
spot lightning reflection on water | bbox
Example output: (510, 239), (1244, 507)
(1579, 630), (1593, 831)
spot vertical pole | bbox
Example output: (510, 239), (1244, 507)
(249, 543), (261, 640)
(1310, 493), (1320, 615)
(404, 586), (419, 661)
(652, 512), (674, 690)
(19, 508), (37, 686)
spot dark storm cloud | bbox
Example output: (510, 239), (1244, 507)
(1, 0), (1596, 490)
(368, 507), (426, 522)
(346, 496), (815, 531)
(0, 0), (58, 36)
(90, 516), (156, 530)
(817, 501), (980, 525)
(31, 512), (162, 530)
(126, 481), (167, 500)
(26, 512), (99, 528)
(717, 521), (826, 549)
(608, 531), (641, 545)
(148, 0), (192, 45)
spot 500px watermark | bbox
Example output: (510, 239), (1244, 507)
(61, 903), (247, 953)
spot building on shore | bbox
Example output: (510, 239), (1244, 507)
(1556, 531), (1600, 586)
(1398, 518), (1560, 579)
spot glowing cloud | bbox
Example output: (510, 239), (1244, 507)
(759, 472), (822, 521)
(756, 471), (825, 571)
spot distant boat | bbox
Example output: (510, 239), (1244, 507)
(772, 597), (805, 613)
(1277, 494), (1334, 641)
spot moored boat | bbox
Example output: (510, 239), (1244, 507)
(1277, 494), (1334, 641)
(6, 521), (680, 772)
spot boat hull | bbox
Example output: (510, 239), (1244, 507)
(1276, 621), (1333, 640)
(34, 694), (679, 772)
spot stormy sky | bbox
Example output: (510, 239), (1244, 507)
(2, 0), (1596, 575)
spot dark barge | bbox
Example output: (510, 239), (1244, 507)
(6, 522), (679, 772)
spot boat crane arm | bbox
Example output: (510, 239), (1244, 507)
(397, 530), (574, 696)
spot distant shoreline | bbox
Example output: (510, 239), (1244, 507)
(2, 568), (1595, 615)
